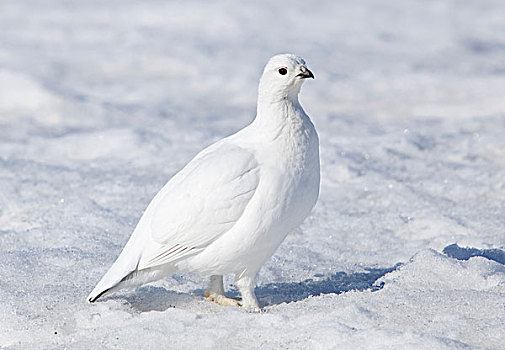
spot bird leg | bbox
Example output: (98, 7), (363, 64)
(236, 274), (261, 312)
(205, 275), (240, 307)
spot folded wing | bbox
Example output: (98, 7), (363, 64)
(137, 143), (260, 269)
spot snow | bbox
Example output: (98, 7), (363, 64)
(1, 0), (505, 349)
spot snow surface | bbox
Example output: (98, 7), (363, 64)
(1, 1), (505, 349)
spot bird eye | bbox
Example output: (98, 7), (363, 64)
(278, 67), (288, 75)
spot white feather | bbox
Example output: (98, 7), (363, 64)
(139, 144), (259, 268)
(88, 53), (320, 309)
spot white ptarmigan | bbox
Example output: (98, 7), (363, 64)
(87, 54), (320, 310)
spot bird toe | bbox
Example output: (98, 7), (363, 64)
(205, 293), (241, 307)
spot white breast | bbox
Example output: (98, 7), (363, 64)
(179, 110), (320, 277)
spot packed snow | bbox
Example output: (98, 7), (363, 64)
(1, 1), (504, 349)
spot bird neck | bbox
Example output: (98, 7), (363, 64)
(252, 94), (305, 137)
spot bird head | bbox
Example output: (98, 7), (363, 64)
(258, 54), (314, 103)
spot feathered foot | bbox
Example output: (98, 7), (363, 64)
(204, 291), (241, 307)
(204, 275), (241, 307)
(205, 274), (263, 312)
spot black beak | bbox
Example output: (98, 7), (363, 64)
(297, 68), (314, 79)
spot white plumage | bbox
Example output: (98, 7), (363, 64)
(88, 54), (320, 310)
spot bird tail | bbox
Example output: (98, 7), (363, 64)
(88, 264), (176, 303)
(87, 230), (146, 303)
(87, 234), (177, 303)
(87, 254), (138, 303)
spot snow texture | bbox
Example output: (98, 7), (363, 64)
(1, 1), (505, 349)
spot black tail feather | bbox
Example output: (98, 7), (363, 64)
(88, 288), (110, 303)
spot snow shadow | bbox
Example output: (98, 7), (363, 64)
(251, 265), (400, 307)
(187, 264), (400, 307)
(443, 243), (505, 265)
(105, 286), (197, 313)
(109, 265), (400, 311)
